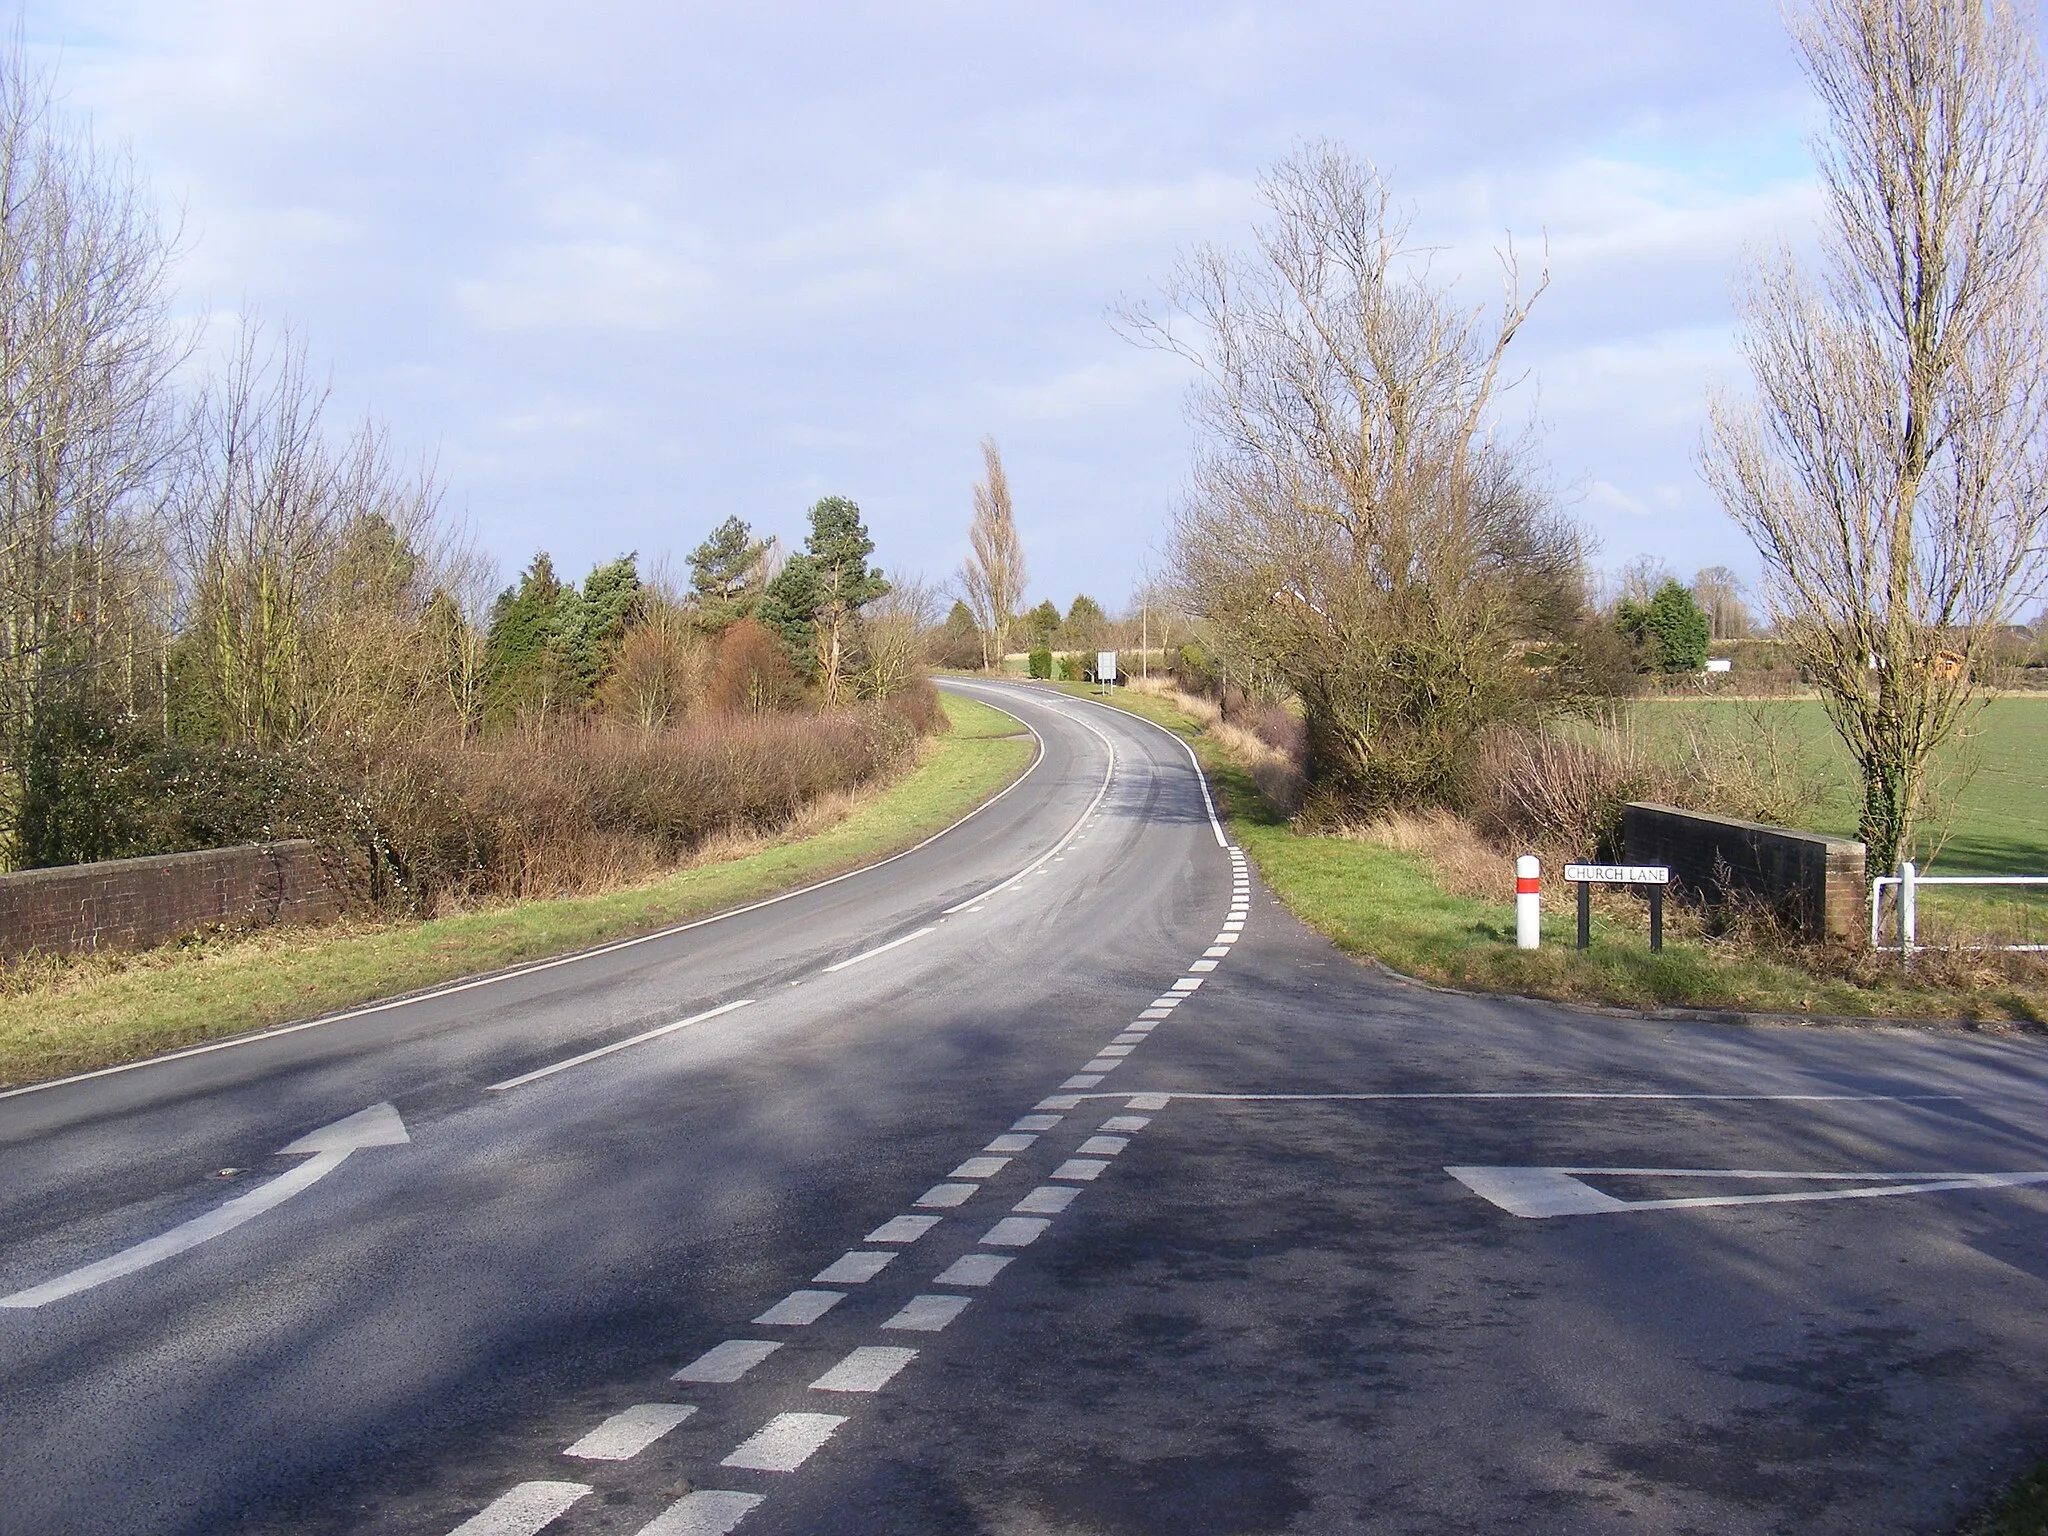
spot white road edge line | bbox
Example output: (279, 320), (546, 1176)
(1028, 684), (1226, 848)
(486, 1001), (756, 1091)
(0, 687), (1044, 1105)
(823, 927), (936, 974)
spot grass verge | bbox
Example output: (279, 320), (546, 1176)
(0, 691), (1034, 1089)
(1051, 681), (2047, 1027)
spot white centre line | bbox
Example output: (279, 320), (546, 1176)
(866, 1214), (943, 1243)
(979, 1216), (1052, 1247)
(448, 1481), (592, 1536)
(915, 1183), (978, 1208)
(674, 1340), (782, 1384)
(932, 1253), (1013, 1287)
(722, 1413), (847, 1472)
(882, 1294), (974, 1332)
(634, 1490), (765, 1536)
(812, 1251), (896, 1284)
(485, 1000), (756, 1092)
(823, 926), (936, 974)
(810, 1346), (920, 1393)
(1014, 1185), (1080, 1215)
(752, 1289), (845, 1326)
(564, 1404), (697, 1462)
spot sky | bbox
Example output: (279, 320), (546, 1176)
(23, 0), (1822, 613)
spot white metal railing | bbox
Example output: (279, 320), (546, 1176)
(1870, 860), (2048, 954)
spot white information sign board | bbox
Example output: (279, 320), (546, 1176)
(1563, 864), (1670, 885)
(1096, 650), (1117, 682)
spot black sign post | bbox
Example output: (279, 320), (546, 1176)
(1562, 863), (1671, 952)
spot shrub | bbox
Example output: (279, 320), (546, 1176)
(707, 619), (805, 715)
(1028, 647), (1052, 679)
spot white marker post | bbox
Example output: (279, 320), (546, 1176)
(1515, 855), (1540, 949)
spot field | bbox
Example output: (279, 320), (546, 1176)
(1622, 693), (2048, 875)
(1623, 694), (2048, 947)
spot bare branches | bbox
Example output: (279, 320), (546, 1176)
(1704, 0), (2048, 867)
(956, 436), (1027, 670)
(1128, 142), (1570, 818)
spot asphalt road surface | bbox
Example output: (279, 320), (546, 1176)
(5, 678), (2048, 1536)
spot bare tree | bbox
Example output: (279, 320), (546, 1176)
(1691, 565), (1754, 641)
(175, 319), (449, 747)
(956, 437), (1027, 671)
(856, 570), (941, 701)
(1121, 142), (1577, 819)
(0, 45), (184, 862)
(1704, 0), (2048, 870)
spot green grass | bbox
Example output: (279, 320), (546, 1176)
(0, 692), (1035, 1089)
(1064, 682), (2047, 1025)
(1623, 694), (2048, 874)
(1963, 1458), (2048, 1536)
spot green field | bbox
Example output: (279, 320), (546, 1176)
(1623, 694), (2048, 875)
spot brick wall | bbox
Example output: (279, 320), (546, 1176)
(0, 841), (340, 960)
(1623, 803), (1866, 942)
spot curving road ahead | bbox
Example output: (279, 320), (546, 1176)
(5, 680), (2048, 1536)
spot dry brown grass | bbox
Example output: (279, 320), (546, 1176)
(1127, 675), (1306, 812)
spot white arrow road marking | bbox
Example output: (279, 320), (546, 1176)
(0, 1103), (409, 1309)
(1448, 1164), (2048, 1219)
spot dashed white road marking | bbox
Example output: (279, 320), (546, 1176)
(1139, 1008), (1174, 1020)
(823, 926), (936, 973)
(752, 1289), (844, 1326)
(948, 1156), (1012, 1179)
(448, 1480), (591, 1535)
(1189, 959), (1219, 972)
(1171, 978), (1203, 992)
(812, 1251), (896, 1284)
(915, 1183), (978, 1208)
(1060, 1074), (1104, 1089)
(1096, 1044), (1135, 1057)
(932, 1253), (1013, 1287)
(1149, 996), (1183, 1008)
(1014, 1185), (1079, 1215)
(1111, 1033), (1146, 1045)
(564, 1404), (697, 1462)
(721, 1413), (847, 1472)
(882, 1294), (974, 1332)
(1126, 1094), (1172, 1110)
(1222, 921), (1244, 932)
(486, 1001), (756, 1091)
(1205, 944), (1232, 956)
(866, 1214), (942, 1243)
(634, 1490), (765, 1536)
(1078, 1135), (1129, 1155)
(1082, 1057), (1121, 1073)
(1050, 1158), (1110, 1182)
(980, 1216), (1051, 1247)
(1100, 1115), (1151, 1132)
(674, 1340), (782, 1384)
(810, 1346), (920, 1393)
(984, 1133), (1038, 1153)
(1012, 1113), (1063, 1130)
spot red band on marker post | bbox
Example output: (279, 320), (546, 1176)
(1515, 875), (1539, 894)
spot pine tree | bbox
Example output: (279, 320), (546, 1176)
(800, 497), (888, 703)
(687, 516), (766, 633)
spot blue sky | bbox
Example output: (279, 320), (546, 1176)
(27, 1), (1819, 611)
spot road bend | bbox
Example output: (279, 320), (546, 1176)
(4, 680), (2048, 1535)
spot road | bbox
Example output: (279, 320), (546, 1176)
(4, 678), (2048, 1535)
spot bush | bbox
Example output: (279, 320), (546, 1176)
(1028, 647), (1052, 679)
(707, 619), (806, 715)
(1057, 653), (1086, 682)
